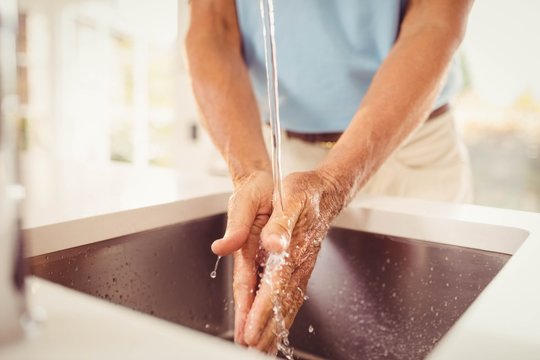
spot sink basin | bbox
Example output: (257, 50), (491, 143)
(27, 206), (514, 360)
(30, 214), (234, 339)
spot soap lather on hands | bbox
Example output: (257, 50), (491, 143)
(211, 168), (350, 351)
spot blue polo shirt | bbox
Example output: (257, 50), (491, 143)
(235, 0), (461, 133)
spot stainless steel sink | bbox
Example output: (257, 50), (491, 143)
(27, 212), (510, 360)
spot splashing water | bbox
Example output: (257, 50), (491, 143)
(263, 252), (294, 359)
(210, 256), (222, 279)
(274, 300), (294, 360)
(259, 0), (284, 212)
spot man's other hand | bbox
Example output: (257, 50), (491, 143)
(242, 170), (345, 353)
(211, 170), (273, 345)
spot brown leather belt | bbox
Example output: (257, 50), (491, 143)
(284, 103), (450, 148)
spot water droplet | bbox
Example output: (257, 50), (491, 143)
(308, 325), (314, 334)
(210, 256), (222, 279)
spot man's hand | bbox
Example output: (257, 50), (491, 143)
(213, 168), (347, 352)
(211, 170), (273, 345)
(241, 170), (346, 352)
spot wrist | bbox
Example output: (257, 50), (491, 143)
(230, 159), (272, 187)
(316, 164), (360, 207)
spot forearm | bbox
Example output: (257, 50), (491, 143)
(186, 11), (270, 184)
(318, 0), (472, 202)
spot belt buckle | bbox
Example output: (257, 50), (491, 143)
(316, 140), (336, 149)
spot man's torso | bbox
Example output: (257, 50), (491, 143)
(235, 0), (461, 133)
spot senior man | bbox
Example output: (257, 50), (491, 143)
(186, 0), (474, 354)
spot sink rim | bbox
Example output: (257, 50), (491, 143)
(24, 192), (531, 258)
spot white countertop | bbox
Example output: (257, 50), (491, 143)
(0, 277), (267, 360)
(21, 154), (233, 228)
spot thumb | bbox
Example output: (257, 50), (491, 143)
(211, 192), (258, 256)
(260, 202), (302, 253)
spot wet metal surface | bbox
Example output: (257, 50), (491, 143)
(28, 214), (510, 359)
(29, 215), (234, 338)
(290, 229), (509, 359)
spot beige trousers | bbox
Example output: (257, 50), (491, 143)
(264, 111), (473, 203)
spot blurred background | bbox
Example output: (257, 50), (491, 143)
(14, 0), (540, 225)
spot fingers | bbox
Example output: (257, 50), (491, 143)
(244, 189), (304, 346)
(212, 191), (259, 256)
(244, 252), (294, 346)
(266, 342), (278, 357)
(260, 200), (303, 253)
(255, 317), (277, 351)
(233, 251), (256, 345)
(254, 270), (307, 352)
(243, 270), (275, 346)
(232, 232), (260, 344)
(257, 314), (294, 354)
